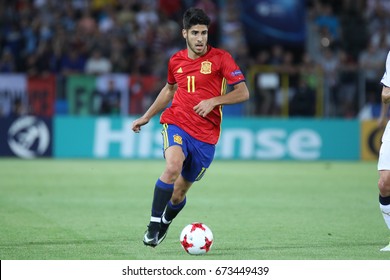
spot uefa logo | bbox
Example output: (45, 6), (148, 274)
(8, 116), (50, 158)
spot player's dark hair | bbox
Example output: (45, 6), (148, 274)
(183, 8), (210, 30)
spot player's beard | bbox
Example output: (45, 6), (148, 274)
(187, 40), (207, 57)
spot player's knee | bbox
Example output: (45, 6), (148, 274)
(163, 160), (182, 181)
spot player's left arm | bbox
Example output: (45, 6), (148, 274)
(193, 81), (249, 117)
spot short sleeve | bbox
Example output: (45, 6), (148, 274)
(381, 51), (390, 87)
(167, 58), (176, 85)
(220, 52), (245, 85)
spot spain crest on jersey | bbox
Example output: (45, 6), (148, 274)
(200, 61), (212, 74)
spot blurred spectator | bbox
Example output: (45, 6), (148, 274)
(299, 52), (321, 92)
(275, 51), (298, 115)
(159, 0), (183, 21)
(358, 42), (387, 104)
(20, 17), (39, 56)
(70, 0), (90, 11)
(3, 21), (24, 70)
(358, 87), (382, 120)
(370, 25), (390, 50)
(25, 41), (53, 76)
(278, 51), (296, 75)
(85, 48), (112, 75)
(289, 78), (316, 117)
(78, 9), (98, 35)
(97, 5), (117, 33)
(9, 97), (27, 118)
(61, 4), (78, 32)
(49, 43), (64, 74)
(306, 1), (322, 62)
(317, 47), (339, 116)
(91, 0), (118, 11)
(129, 74), (160, 114)
(25, 53), (40, 76)
(60, 48), (86, 75)
(109, 37), (131, 73)
(117, 1), (136, 26)
(219, 0), (246, 59)
(365, 0), (390, 30)
(131, 47), (152, 75)
(135, 1), (159, 34)
(0, 49), (16, 73)
(340, 4), (368, 61)
(95, 79), (121, 115)
(269, 45), (285, 66)
(314, 2), (340, 44)
(253, 50), (276, 116)
(151, 12), (181, 58)
(264, 45), (292, 116)
(129, 75), (145, 115)
(336, 50), (359, 118)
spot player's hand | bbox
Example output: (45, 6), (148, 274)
(193, 99), (216, 117)
(132, 117), (149, 133)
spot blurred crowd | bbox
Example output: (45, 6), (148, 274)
(0, 0), (189, 77)
(1, 0), (390, 118)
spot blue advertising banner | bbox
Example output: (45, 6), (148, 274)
(216, 118), (359, 160)
(54, 117), (359, 160)
(0, 116), (52, 158)
(240, 0), (305, 47)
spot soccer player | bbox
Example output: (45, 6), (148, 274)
(131, 7), (249, 247)
(377, 49), (390, 252)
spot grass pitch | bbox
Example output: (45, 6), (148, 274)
(0, 159), (388, 260)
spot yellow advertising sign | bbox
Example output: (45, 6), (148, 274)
(361, 120), (384, 160)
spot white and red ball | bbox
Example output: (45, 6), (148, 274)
(179, 222), (213, 255)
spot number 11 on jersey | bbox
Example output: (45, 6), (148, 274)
(187, 76), (195, 93)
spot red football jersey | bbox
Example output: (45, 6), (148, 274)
(160, 46), (245, 144)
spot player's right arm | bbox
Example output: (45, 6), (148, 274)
(132, 83), (176, 133)
(379, 86), (390, 128)
(382, 86), (390, 104)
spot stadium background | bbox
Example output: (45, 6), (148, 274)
(3, 0), (390, 264)
(0, 0), (388, 160)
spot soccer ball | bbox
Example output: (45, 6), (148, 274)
(179, 222), (213, 255)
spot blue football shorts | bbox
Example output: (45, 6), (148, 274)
(161, 124), (215, 182)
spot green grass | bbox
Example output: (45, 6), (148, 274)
(0, 159), (388, 260)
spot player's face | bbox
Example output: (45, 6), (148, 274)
(183, 25), (208, 58)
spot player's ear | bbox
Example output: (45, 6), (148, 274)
(182, 29), (187, 39)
